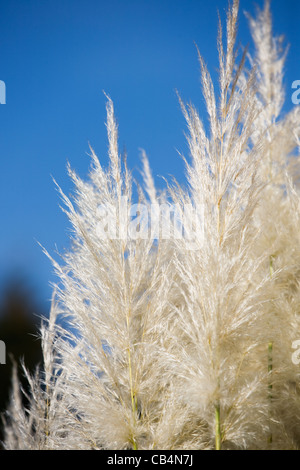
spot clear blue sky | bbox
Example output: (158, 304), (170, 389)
(0, 0), (299, 310)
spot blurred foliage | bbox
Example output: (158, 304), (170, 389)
(0, 279), (43, 445)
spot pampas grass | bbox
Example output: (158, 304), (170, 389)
(2, 0), (300, 450)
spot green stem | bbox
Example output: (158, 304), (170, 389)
(132, 439), (138, 450)
(268, 255), (274, 446)
(268, 341), (273, 396)
(127, 346), (138, 450)
(268, 341), (273, 446)
(215, 402), (222, 450)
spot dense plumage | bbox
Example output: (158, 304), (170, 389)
(3, 0), (300, 450)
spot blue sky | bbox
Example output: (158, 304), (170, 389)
(0, 0), (299, 310)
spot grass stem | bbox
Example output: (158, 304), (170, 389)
(215, 402), (222, 450)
